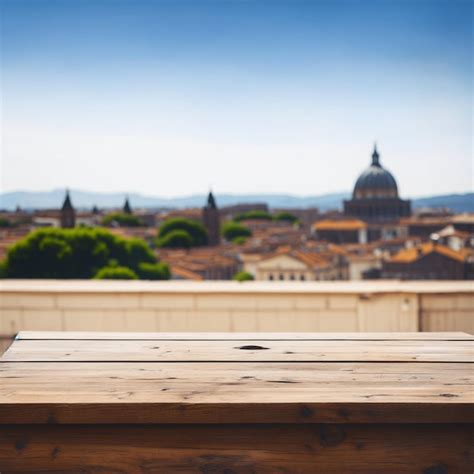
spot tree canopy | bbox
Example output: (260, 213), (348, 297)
(137, 262), (171, 280)
(234, 210), (273, 222)
(1, 227), (169, 280)
(221, 222), (252, 241)
(274, 211), (299, 224)
(157, 217), (208, 247)
(231, 236), (248, 245)
(94, 266), (138, 280)
(102, 212), (142, 227)
(156, 229), (194, 248)
(233, 271), (254, 282)
(0, 217), (13, 228)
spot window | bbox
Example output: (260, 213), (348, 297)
(279, 273), (284, 281)
(269, 274), (274, 281)
(300, 274), (305, 281)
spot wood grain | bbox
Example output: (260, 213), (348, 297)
(0, 362), (472, 423)
(2, 332), (473, 472)
(4, 339), (473, 362)
(0, 424), (472, 473)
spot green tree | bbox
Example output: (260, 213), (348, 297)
(0, 260), (7, 278)
(233, 271), (254, 282)
(0, 217), (12, 228)
(157, 218), (208, 246)
(1, 228), (166, 279)
(94, 266), (138, 280)
(234, 210), (272, 222)
(37, 236), (73, 278)
(274, 212), (299, 224)
(156, 229), (194, 248)
(222, 222), (252, 241)
(102, 212), (142, 227)
(137, 262), (171, 280)
(123, 238), (157, 270)
(232, 236), (248, 245)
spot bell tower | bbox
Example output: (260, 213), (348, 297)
(123, 196), (132, 214)
(202, 191), (221, 246)
(60, 189), (76, 228)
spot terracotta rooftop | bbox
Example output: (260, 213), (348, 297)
(400, 217), (450, 226)
(170, 265), (204, 281)
(313, 219), (367, 231)
(389, 242), (466, 264)
(258, 247), (332, 269)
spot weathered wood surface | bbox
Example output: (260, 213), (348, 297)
(1, 362), (472, 423)
(1, 424), (472, 473)
(1, 332), (473, 424)
(16, 330), (474, 340)
(1, 332), (473, 472)
(5, 339), (473, 362)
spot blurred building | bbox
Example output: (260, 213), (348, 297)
(344, 145), (411, 223)
(60, 190), (76, 228)
(273, 208), (320, 231)
(220, 203), (268, 221)
(312, 218), (367, 244)
(433, 225), (474, 252)
(381, 240), (469, 279)
(251, 246), (348, 281)
(202, 192), (221, 246)
(123, 196), (132, 214)
(159, 247), (240, 280)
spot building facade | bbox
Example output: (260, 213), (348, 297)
(312, 219), (368, 244)
(382, 242), (468, 279)
(254, 250), (348, 281)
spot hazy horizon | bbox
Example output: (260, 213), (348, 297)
(2, 187), (473, 200)
(1, 0), (472, 198)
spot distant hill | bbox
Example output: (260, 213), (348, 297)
(0, 189), (472, 213)
(411, 194), (474, 213)
(0, 190), (350, 211)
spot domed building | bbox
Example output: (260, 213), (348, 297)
(344, 145), (411, 223)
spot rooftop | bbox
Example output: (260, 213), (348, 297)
(313, 219), (367, 231)
(389, 242), (467, 264)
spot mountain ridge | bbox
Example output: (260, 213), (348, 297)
(1, 190), (473, 213)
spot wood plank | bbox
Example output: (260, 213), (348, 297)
(16, 331), (474, 341)
(0, 424), (472, 473)
(4, 339), (473, 362)
(0, 362), (472, 423)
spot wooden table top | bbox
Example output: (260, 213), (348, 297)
(1, 331), (473, 425)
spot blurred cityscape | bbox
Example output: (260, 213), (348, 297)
(1, 145), (473, 281)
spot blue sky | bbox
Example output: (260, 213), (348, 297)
(1, 0), (472, 198)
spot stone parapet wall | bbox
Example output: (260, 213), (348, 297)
(1, 281), (472, 338)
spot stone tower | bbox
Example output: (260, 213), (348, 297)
(60, 190), (76, 228)
(203, 191), (221, 246)
(123, 196), (132, 214)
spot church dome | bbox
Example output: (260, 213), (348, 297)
(353, 146), (399, 199)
